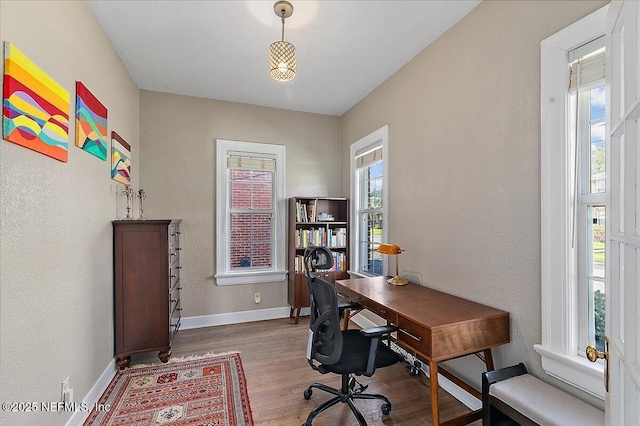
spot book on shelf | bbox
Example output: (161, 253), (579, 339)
(293, 251), (346, 273)
(295, 199), (319, 223)
(294, 228), (328, 248)
(328, 228), (347, 247)
(308, 200), (316, 222)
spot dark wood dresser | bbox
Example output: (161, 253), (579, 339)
(113, 219), (182, 369)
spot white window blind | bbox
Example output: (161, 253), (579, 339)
(356, 144), (382, 169)
(227, 155), (276, 171)
(569, 37), (605, 91)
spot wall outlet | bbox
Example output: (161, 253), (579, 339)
(61, 377), (70, 402)
(254, 292), (261, 304)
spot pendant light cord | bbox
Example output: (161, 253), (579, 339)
(281, 11), (285, 42)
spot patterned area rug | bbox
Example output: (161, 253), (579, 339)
(84, 352), (253, 426)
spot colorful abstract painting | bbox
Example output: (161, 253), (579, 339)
(75, 82), (108, 160)
(111, 131), (131, 184)
(2, 42), (70, 162)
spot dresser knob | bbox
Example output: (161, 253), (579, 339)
(177, 266), (183, 269)
(177, 247), (183, 251)
(170, 274), (177, 278)
(171, 253), (176, 257)
(177, 287), (183, 290)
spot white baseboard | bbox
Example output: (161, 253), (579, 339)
(180, 306), (310, 330)
(65, 359), (117, 426)
(350, 314), (482, 411)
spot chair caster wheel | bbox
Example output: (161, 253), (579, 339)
(381, 403), (391, 415)
(303, 389), (312, 400)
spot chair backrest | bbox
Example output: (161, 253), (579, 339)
(304, 246), (342, 366)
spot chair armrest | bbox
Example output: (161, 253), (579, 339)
(338, 301), (361, 310)
(360, 325), (398, 338)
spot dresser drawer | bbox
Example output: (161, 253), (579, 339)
(397, 316), (432, 358)
(169, 245), (181, 266)
(169, 226), (181, 247)
(169, 261), (180, 289)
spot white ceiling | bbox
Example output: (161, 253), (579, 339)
(88, 0), (480, 116)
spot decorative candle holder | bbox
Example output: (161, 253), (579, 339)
(137, 189), (147, 220)
(123, 185), (134, 220)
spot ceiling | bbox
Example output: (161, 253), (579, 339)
(88, 1), (480, 116)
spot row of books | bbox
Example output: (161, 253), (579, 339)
(294, 228), (347, 248)
(295, 200), (317, 222)
(292, 251), (347, 273)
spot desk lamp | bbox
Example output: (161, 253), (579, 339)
(377, 243), (408, 286)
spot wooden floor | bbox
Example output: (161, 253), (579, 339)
(131, 318), (480, 426)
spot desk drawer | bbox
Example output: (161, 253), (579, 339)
(397, 316), (431, 358)
(359, 297), (397, 323)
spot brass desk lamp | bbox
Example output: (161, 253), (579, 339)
(377, 243), (408, 286)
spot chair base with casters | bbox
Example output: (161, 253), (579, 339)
(303, 373), (392, 426)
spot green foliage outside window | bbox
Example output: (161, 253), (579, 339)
(595, 289), (605, 352)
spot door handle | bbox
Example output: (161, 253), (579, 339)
(586, 336), (609, 392)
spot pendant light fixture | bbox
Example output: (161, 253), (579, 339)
(269, 1), (296, 81)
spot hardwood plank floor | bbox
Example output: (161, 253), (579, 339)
(130, 318), (481, 426)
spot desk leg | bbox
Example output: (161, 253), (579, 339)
(342, 308), (350, 330)
(429, 360), (440, 426)
(484, 349), (495, 371)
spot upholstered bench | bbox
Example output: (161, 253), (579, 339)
(482, 363), (604, 426)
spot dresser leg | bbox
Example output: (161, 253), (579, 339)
(116, 356), (131, 370)
(158, 350), (171, 363)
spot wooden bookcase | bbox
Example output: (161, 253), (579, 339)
(288, 197), (349, 324)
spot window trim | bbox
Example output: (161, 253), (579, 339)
(349, 125), (389, 277)
(215, 139), (287, 285)
(535, 5), (608, 399)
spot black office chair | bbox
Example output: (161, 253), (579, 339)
(302, 246), (400, 426)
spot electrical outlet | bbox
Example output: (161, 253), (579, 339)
(254, 292), (261, 304)
(61, 377), (69, 402)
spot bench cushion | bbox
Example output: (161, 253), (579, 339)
(489, 374), (604, 426)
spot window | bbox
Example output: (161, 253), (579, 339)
(573, 83), (606, 354)
(350, 126), (389, 277)
(215, 140), (286, 285)
(535, 5), (608, 399)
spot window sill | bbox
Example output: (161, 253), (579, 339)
(346, 270), (377, 279)
(533, 344), (605, 399)
(215, 270), (287, 286)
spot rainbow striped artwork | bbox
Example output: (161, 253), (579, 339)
(111, 131), (131, 184)
(75, 81), (108, 160)
(2, 42), (70, 162)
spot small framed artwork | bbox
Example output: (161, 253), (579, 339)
(111, 131), (131, 184)
(75, 81), (108, 160)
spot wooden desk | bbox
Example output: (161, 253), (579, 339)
(335, 276), (510, 426)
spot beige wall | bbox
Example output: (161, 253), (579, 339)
(139, 91), (341, 316)
(0, 1), (139, 425)
(340, 0), (607, 408)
